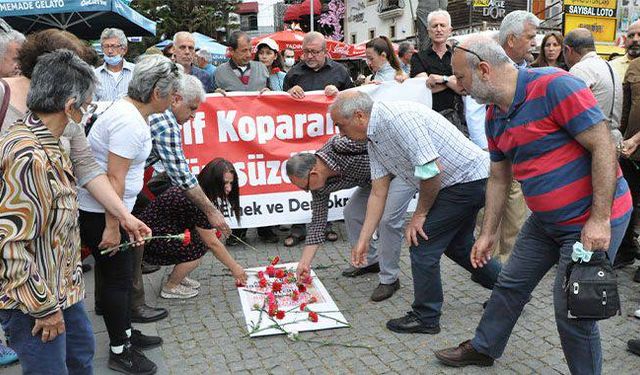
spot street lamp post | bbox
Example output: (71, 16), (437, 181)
(311, 0), (314, 32)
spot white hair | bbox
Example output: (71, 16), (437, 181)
(196, 49), (212, 63)
(128, 55), (181, 103)
(0, 29), (25, 57)
(329, 91), (374, 119)
(427, 9), (451, 28)
(173, 31), (194, 45)
(498, 11), (540, 46)
(100, 28), (128, 48)
(178, 73), (205, 104)
(460, 38), (512, 70)
(303, 31), (326, 49)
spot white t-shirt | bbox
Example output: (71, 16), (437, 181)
(78, 99), (152, 213)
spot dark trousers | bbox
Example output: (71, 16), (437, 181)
(131, 193), (152, 309)
(618, 158), (640, 257)
(80, 210), (133, 347)
(0, 302), (94, 375)
(410, 179), (501, 325)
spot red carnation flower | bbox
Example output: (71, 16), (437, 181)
(297, 284), (307, 293)
(276, 310), (285, 320)
(266, 265), (276, 277)
(291, 290), (300, 301)
(182, 229), (191, 246)
(272, 67), (281, 74)
(275, 269), (285, 279)
(308, 311), (319, 323)
(257, 271), (265, 279)
(309, 296), (317, 304)
(214, 229), (222, 239)
(302, 275), (312, 285)
(259, 278), (268, 288)
(271, 281), (282, 293)
(268, 306), (277, 317)
(270, 256), (280, 265)
(300, 303), (307, 311)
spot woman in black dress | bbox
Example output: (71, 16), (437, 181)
(139, 158), (247, 299)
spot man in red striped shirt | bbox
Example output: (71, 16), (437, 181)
(435, 35), (631, 373)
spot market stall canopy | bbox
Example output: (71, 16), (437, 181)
(252, 29), (364, 60)
(0, 0), (156, 39)
(284, 0), (321, 22)
(156, 32), (228, 62)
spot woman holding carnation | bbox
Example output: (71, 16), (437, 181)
(139, 158), (248, 299)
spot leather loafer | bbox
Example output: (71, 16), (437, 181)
(142, 262), (161, 275)
(131, 305), (168, 323)
(435, 340), (494, 367)
(386, 312), (440, 334)
(370, 279), (400, 302)
(341, 262), (380, 278)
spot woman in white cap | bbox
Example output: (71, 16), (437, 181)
(254, 37), (286, 91)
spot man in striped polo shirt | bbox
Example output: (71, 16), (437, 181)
(435, 36), (632, 373)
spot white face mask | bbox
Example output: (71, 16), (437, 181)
(284, 57), (295, 67)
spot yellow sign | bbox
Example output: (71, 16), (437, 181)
(564, 15), (617, 42)
(564, 0), (616, 9)
(473, 0), (490, 7)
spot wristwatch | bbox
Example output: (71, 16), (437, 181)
(442, 75), (449, 84)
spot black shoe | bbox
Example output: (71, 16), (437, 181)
(613, 251), (636, 269)
(109, 344), (157, 375)
(341, 262), (380, 278)
(95, 305), (103, 316)
(634, 267), (640, 283)
(628, 339), (640, 356)
(370, 280), (400, 302)
(130, 305), (168, 324)
(141, 262), (160, 275)
(130, 330), (163, 351)
(82, 264), (92, 273)
(386, 312), (441, 334)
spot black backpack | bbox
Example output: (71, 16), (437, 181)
(564, 251), (621, 320)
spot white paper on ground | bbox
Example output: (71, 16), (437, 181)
(237, 262), (349, 337)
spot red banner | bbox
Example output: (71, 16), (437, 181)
(181, 92), (336, 196)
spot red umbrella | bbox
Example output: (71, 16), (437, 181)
(252, 30), (353, 60)
(284, 0), (322, 22)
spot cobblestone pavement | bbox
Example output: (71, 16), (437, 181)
(3, 223), (640, 374)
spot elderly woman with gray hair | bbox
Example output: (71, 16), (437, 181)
(0, 50), (96, 374)
(77, 54), (180, 375)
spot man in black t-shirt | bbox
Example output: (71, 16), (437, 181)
(410, 9), (466, 135)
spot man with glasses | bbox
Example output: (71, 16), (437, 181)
(286, 135), (416, 302)
(95, 28), (135, 102)
(436, 35), (631, 372)
(284, 31), (353, 99)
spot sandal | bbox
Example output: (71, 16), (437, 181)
(325, 230), (339, 242)
(284, 234), (305, 247)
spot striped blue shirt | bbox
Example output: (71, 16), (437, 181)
(94, 60), (135, 102)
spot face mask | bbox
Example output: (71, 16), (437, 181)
(104, 54), (123, 66)
(284, 57), (295, 67)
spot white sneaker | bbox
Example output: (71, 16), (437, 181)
(160, 284), (198, 299)
(634, 309), (640, 319)
(180, 277), (200, 289)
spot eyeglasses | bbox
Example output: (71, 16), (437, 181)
(302, 49), (325, 56)
(452, 45), (486, 63)
(102, 44), (123, 51)
(304, 169), (312, 192)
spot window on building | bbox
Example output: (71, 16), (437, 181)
(351, 33), (357, 44)
(240, 14), (258, 31)
(389, 25), (396, 39)
(369, 29), (375, 40)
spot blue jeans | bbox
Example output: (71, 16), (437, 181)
(0, 301), (94, 375)
(471, 214), (629, 375)
(410, 179), (502, 325)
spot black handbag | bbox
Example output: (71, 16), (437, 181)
(564, 251), (621, 320)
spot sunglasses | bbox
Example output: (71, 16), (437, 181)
(453, 45), (486, 63)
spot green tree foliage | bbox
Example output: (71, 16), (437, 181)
(131, 0), (240, 41)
